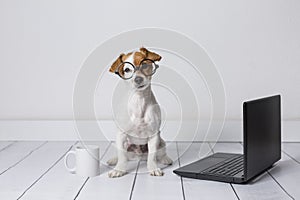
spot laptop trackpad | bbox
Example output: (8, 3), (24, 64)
(177, 153), (239, 173)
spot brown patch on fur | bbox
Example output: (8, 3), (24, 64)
(133, 47), (162, 66)
(140, 47), (162, 61)
(109, 47), (161, 74)
(132, 52), (144, 66)
(109, 52), (133, 76)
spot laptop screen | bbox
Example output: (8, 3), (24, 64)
(243, 95), (281, 181)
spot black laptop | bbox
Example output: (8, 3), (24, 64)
(173, 95), (281, 184)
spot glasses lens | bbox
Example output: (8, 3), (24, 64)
(140, 60), (156, 76)
(118, 62), (134, 79)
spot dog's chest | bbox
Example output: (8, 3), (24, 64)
(128, 93), (147, 119)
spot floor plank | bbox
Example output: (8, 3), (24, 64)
(178, 142), (238, 200)
(0, 141), (299, 200)
(20, 141), (110, 200)
(0, 142), (75, 200)
(0, 141), (15, 152)
(0, 141), (45, 175)
(76, 142), (139, 200)
(213, 143), (291, 200)
(266, 143), (300, 199)
(282, 143), (300, 163)
(178, 142), (212, 166)
(131, 142), (183, 200)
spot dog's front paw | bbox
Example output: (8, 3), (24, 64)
(160, 156), (173, 165)
(108, 169), (126, 178)
(150, 168), (164, 176)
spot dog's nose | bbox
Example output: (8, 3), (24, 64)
(134, 76), (144, 84)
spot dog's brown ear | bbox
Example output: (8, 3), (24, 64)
(140, 47), (162, 62)
(109, 53), (124, 73)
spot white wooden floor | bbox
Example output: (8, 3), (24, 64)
(0, 141), (299, 200)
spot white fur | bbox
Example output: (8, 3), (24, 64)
(108, 52), (172, 178)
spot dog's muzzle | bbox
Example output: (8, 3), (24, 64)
(134, 76), (144, 85)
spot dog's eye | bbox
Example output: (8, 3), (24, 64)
(124, 68), (132, 73)
(119, 63), (134, 79)
(141, 64), (150, 69)
(140, 61), (156, 76)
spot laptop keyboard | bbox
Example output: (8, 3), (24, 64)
(201, 155), (244, 177)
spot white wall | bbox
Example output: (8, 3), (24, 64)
(0, 0), (299, 121)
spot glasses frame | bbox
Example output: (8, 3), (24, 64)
(114, 59), (159, 80)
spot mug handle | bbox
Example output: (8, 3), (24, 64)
(64, 150), (76, 173)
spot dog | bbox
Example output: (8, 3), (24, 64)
(107, 47), (173, 178)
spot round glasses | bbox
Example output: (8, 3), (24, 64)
(115, 59), (159, 80)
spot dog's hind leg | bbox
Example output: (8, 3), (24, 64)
(156, 141), (173, 165)
(159, 155), (173, 165)
(106, 157), (118, 166)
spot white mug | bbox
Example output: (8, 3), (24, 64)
(64, 145), (100, 177)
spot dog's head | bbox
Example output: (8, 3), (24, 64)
(109, 47), (161, 90)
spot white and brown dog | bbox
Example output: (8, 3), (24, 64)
(107, 47), (173, 178)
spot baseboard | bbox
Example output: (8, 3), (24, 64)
(0, 120), (299, 142)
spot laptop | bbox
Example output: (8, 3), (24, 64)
(173, 95), (281, 184)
